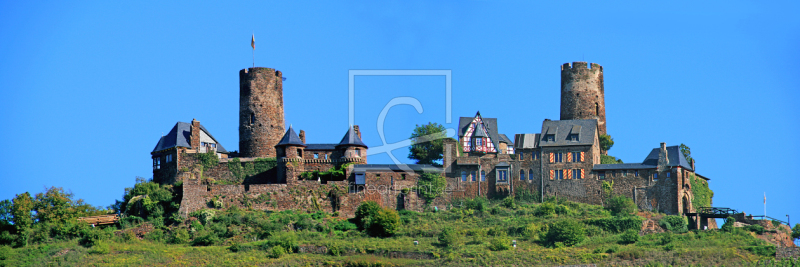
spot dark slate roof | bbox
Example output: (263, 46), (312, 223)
(642, 145), (693, 171)
(276, 126), (306, 147)
(351, 164), (442, 173)
(515, 133), (541, 149)
(305, 144), (337, 150)
(498, 134), (513, 145)
(474, 123), (488, 137)
(458, 113), (502, 151)
(152, 121), (228, 153)
(593, 163), (655, 170)
(337, 127), (368, 148)
(539, 119), (598, 147)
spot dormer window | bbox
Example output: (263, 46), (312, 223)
(475, 138), (482, 146)
(568, 134), (579, 142)
(546, 134), (555, 142)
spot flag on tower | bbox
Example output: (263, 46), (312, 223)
(251, 34), (255, 50)
(764, 192), (766, 204)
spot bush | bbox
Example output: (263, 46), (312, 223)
(88, 240), (110, 254)
(744, 245), (776, 257)
(368, 208), (400, 237)
(263, 231), (298, 253)
(191, 231), (219, 246)
(169, 228), (190, 244)
(721, 217), (736, 232)
(792, 224), (800, 240)
(269, 245), (287, 258)
(541, 219), (586, 247)
(502, 196), (515, 209)
(334, 220), (358, 232)
(619, 229), (639, 244)
(586, 216), (644, 233)
(79, 227), (110, 248)
(660, 232), (673, 245)
(535, 202), (556, 216)
(464, 197), (487, 212)
(488, 237), (512, 251)
(605, 195), (636, 216)
(354, 201), (381, 230)
(659, 215), (688, 233)
(745, 224), (765, 235)
(438, 227), (460, 248)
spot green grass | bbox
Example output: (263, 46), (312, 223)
(1, 198), (791, 266)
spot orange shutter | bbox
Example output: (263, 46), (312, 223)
(580, 152), (585, 162)
(567, 152), (572, 162)
(549, 170), (554, 180)
(581, 169), (585, 179)
(566, 169), (572, 179)
(549, 153), (554, 163)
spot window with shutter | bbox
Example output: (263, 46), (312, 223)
(566, 169), (572, 179)
(549, 170), (554, 180)
(580, 152), (585, 162)
(581, 169), (585, 179)
(549, 153), (554, 163)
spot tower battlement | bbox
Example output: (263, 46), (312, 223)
(239, 67), (285, 158)
(560, 62), (607, 136)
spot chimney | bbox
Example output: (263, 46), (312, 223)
(299, 130), (306, 144)
(190, 118), (201, 149)
(353, 125), (361, 139)
(657, 142), (668, 172)
(691, 158), (695, 171)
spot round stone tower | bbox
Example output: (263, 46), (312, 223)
(239, 67), (285, 158)
(560, 61), (606, 136)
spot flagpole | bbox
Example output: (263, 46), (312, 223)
(764, 192), (766, 217)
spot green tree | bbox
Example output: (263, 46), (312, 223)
(605, 195), (637, 216)
(11, 193), (34, 232)
(599, 134), (615, 152)
(541, 219), (586, 247)
(354, 201), (381, 230)
(791, 223), (799, 240)
(438, 227), (460, 248)
(408, 122), (447, 165)
(416, 173), (446, 204)
(121, 177), (177, 221)
(368, 208), (400, 237)
(0, 199), (12, 225)
(33, 187), (101, 224)
(680, 143), (692, 163)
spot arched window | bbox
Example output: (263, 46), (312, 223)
(520, 170), (525, 180)
(529, 169), (534, 180)
(595, 103), (599, 115)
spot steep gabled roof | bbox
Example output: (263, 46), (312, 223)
(498, 134), (513, 145)
(151, 121), (228, 153)
(337, 127), (368, 148)
(458, 112), (502, 150)
(642, 145), (693, 171)
(539, 119), (597, 147)
(277, 126), (306, 147)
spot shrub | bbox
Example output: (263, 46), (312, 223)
(502, 196), (515, 209)
(263, 231), (298, 253)
(169, 228), (190, 244)
(745, 245), (776, 257)
(746, 224), (765, 235)
(438, 227), (460, 248)
(144, 228), (165, 242)
(535, 202), (556, 216)
(619, 229), (639, 244)
(368, 208), (400, 237)
(721, 217), (736, 232)
(541, 219), (586, 247)
(659, 215), (688, 233)
(79, 227), (110, 248)
(354, 201), (381, 230)
(586, 216), (644, 233)
(88, 240), (110, 254)
(333, 220), (358, 232)
(524, 223), (547, 241)
(464, 197), (487, 212)
(269, 245), (287, 258)
(605, 195), (636, 216)
(792, 224), (800, 240)
(488, 237), (511, 251)
(191, 231), (219, 246)
(660, 232), (673, 245)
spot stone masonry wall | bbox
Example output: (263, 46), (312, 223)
(239, 67), (284, 158)
(560, 62), (606, 136)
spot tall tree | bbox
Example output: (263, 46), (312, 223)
(408, 122), (447, 165)
(11, 193), (34, 232)
(599, 134), (614, 153)
(680, 143), (693, 163)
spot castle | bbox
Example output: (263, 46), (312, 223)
(149, 62), (714, 229)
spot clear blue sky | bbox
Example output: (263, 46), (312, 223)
(1, 2), (798, 228)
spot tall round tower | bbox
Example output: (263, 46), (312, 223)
(560, 62), (606, 136)
(239, 67), (285, 158)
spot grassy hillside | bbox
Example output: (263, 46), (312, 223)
(1, 190), (795, 266)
